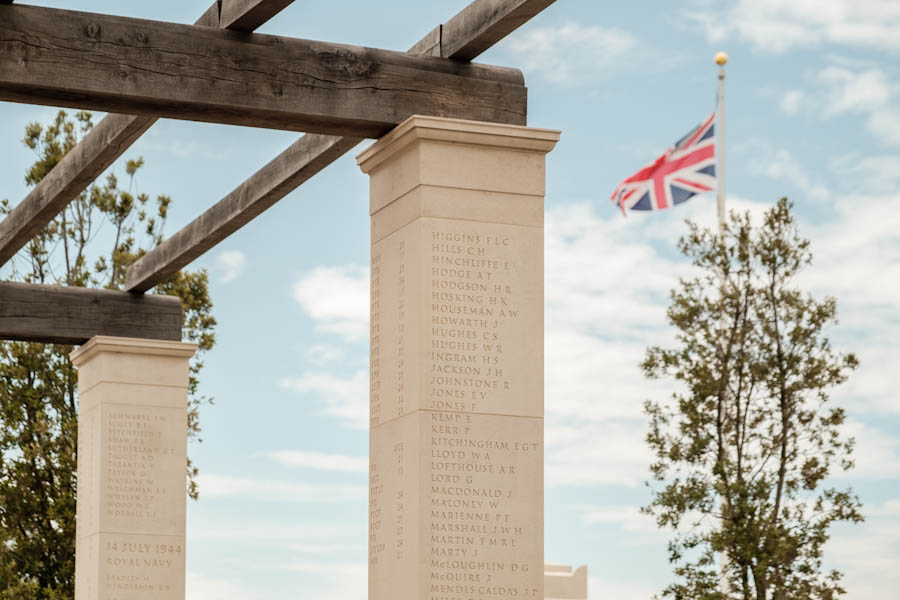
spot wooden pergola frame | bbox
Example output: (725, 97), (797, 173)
(0, 0), (558, 344)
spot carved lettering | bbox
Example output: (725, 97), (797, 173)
(370, 221), (541, 598)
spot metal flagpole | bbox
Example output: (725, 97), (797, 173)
(715, 51), (731, 597)
(715, 52), (728, 233)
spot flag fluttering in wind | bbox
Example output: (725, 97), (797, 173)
(610, 112), (718, 215)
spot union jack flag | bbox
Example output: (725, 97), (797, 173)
(611, 112), (717, 214)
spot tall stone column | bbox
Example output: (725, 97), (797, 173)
(71, 336), (197, 600)
(359, 116), (559, 600)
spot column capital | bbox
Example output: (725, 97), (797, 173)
(358, 116), (560, 221)
(70, 335), (197, 367)
(70, 335), (197, 397)
(357, 115), (560, 175)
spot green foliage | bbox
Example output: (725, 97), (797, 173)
(643, 199), (862, 600)
(0, 111), (216, 598)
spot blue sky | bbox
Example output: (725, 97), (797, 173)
(2, 1), (899, 598)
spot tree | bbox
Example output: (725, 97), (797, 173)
(0, 111), (216, 599)
(642, 199), (863, 600)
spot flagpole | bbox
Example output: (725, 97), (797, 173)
(715, 52), (728, 233)
(715, 51), (732, 598)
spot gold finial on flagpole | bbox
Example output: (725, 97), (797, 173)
(715, 51), (729, 66)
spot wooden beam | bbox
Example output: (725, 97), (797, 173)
(124, 0), (554, 293)
(0, 0), (290, 267)
(408, 25), (442, 57)
(437, 0), (558, 61)
(0, 5), (526, 135)
(196, 1), (222, 28)
(126, 134), (360, 292)
(0, 114), (156, 267)
(220, 0), (294, 31)
(0, 281), (182, 344)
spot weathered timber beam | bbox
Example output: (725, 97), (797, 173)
(0, 281), (182, 344)
(0, 0), (294, 267)
(126, 134), (360, 292)
(124, 0), (554, 293)
(0, 4), (526, 135)
(220, 0), (295, 31)
(423, 0), (558, 60)
(0, 114), (157, 268)
(196, 1), (223, 27)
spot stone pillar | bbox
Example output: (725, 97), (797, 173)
(359, 116), (559, 600)
(71, 336), (197, 600)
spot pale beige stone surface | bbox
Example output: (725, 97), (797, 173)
(72, 336), (196, 600)
(371, 217), (544, 421)
(369, 411), (544, 598)
(361, 116), (559, 600)
(544, 564), (588, 599)
(359, 116), (559, 215)
(75, 533), (186, 600)
(73, 337), (195, 394)
(371, 186), (544, 243)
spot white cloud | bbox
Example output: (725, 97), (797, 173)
(289, 543), (360, 554)
(780, 89), (806, 115)
(791, 63), (900, 147)
(292, 265), (369, 342)
(185, 519), (367, 599)
(816, 66), (892, 116)
(187, 572), (264, 600)
(545, 419), (655, 488)
(580, 505), (660, 536)
(578, 503), (715, 550)
(263, 450), (368, 473)
(304, 343), (344, 366)
(169, 139), (217, 160)
(189, 520), (361, 544)
(141, 120), (247, 161)
(273, 563), (368, 600)
(143, 128), (233, 161)
(829, 153), (900, 194)
(280, 370), (368, 429)
(196, 474), (366, 502)
(867, 106), (900, 146)
(739, 140), (829, 201)
(215, 250), (246, 284)
(286, 267), (370, 429)
(838, 421), (900, 480)
(275, 562), (367, 577)
(690, 0), (900, 54)
(827, 499), (900, 600)
(799, 190), (900, 416)
(501, 22), (639, 85)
